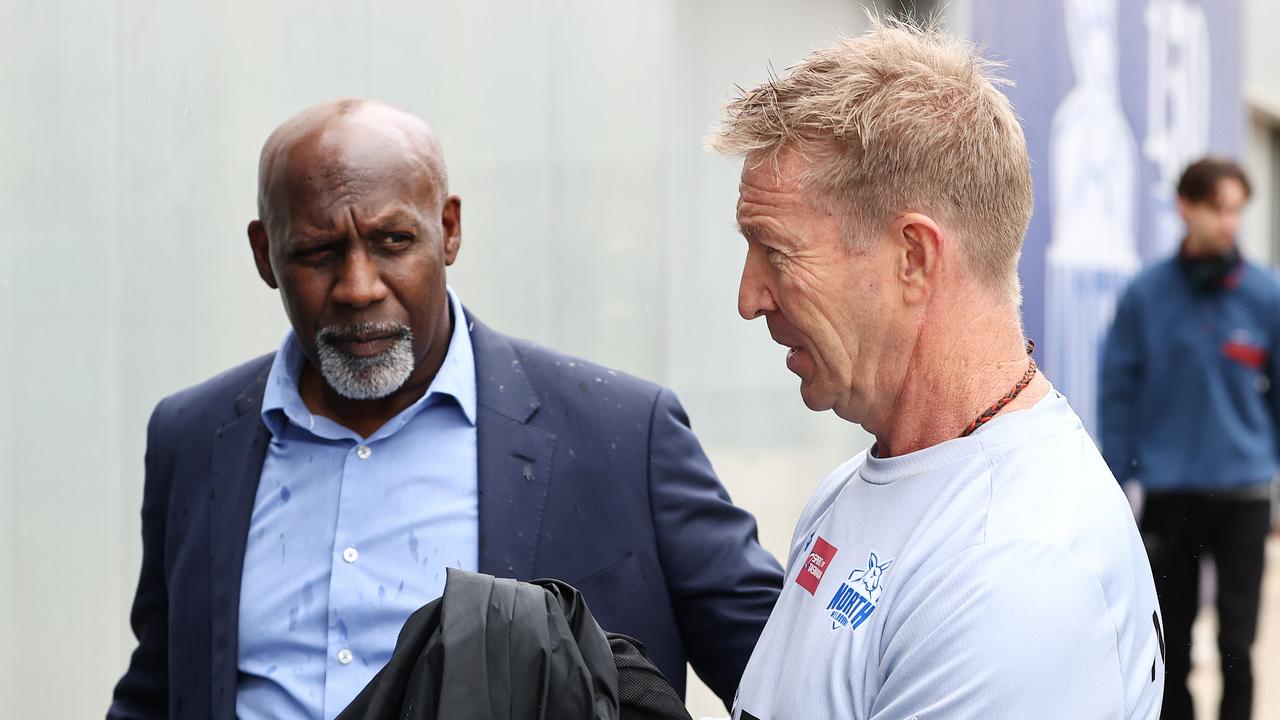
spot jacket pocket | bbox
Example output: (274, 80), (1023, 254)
(568, 552), (645, 609)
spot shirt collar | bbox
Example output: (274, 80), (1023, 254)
(859, 386), (1068, 485)
(261, 286), (477, 438)
(431, 287), (478, 425)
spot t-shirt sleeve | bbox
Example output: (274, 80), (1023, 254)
(869, 540), (1134, 720)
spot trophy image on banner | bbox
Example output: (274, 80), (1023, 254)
(1046, 0), (1140, 435)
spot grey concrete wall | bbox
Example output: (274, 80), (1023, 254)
(1, 2), (876, 716)
(3, 0), (129, 713)
(1245, 0), (1280, 111)
(1243, 0), (1280, 266)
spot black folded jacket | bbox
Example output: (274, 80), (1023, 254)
(337, 568), (693, 720)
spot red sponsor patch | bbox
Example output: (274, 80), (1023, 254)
(1223, 340), (1267, 370)
(795, 537), (838, 595)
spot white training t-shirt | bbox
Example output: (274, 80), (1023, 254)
(733, 388), (1164, 720)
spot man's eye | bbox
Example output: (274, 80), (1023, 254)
(295, 245), (337, 260)
(385, 233), (414, 245)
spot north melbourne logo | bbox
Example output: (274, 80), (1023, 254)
(827, 552), (893, 631)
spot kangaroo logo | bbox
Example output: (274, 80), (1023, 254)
(826, 551), (894, 631)
(849, 552), (894, 602)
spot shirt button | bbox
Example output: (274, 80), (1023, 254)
(355, 444), (372, 460)
(342, 547), (359, 563)
(337, 648), (353, 665)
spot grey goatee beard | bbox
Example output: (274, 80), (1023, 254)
(315, 321), (415, 400)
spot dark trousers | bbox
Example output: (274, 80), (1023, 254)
(1141, 492), (1271, 720)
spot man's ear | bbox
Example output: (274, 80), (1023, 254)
(247, 220), (279, 289)
(894, 212), (943, 304)
(442, 195), (462, 266)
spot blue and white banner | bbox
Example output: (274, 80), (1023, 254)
(972, 0), (1242, 434)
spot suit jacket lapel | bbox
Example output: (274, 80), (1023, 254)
(468, 312), (556, 580)
(208, 365), (271, 720)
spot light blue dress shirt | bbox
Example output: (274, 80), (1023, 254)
(236, 288), (479, 720)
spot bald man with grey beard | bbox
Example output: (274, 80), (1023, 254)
(108, 98), (783, 720)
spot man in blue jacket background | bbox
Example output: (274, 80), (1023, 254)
(1101, 157), (1280, 720)
(107, 98), (783, 720)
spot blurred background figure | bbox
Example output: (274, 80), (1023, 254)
(1101, 157), (1280, 720)
(8, 0), (1280, 717)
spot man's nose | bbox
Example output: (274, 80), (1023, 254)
(332, 247), (390, 308)
(738, 248), (777, 320)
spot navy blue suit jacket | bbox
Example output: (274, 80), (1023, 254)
(108, 312), (783, 719)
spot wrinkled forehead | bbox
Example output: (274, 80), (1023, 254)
(271, 122), (444, 225)
(736, 151), (822, 220)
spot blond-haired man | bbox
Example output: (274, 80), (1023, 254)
(712, 19), (1163, 719)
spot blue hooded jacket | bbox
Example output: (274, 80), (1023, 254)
(1099, 256), (1280, 491)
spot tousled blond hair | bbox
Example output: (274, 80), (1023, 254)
(709, 17), (1032, 302)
